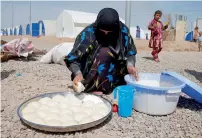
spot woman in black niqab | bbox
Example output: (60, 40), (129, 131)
(64, 8), (138, 94)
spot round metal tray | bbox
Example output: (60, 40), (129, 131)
(17, 92), (112, 132)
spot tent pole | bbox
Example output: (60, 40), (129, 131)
(125, 0), (131, 28)
(12, 2), (13, 36)
(30, 1), (32, 36)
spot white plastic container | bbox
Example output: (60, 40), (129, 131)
(124, 73), (185, 115)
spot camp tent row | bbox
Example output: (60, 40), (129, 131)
(2, 10), (149, 39)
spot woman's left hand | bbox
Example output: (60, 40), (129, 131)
(127, 66), (139, 81)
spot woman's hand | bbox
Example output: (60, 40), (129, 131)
(127, 66), (139, 81)
(73, 73), (84, 92)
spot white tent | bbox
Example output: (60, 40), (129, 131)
(38, 20), (56, 36)
(19, 25), (27, 35)
(130, 26), (146, 39)
(56, 10), (98, 38)
(14, 26), (20, 36)
(6, 28), (10, 36)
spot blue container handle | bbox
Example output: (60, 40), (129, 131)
(113, 87), (119, 100)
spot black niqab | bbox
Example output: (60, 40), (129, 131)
(94, 8), (120, 47)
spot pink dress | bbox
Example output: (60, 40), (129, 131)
(148, 19), (163, 49)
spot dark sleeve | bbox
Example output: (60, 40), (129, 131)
(64, 26), (95, 78)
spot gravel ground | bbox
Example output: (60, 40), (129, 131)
(1, 52), (202, 138)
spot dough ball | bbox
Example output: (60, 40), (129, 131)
(39, 105), (50, 110)
(91, 113), (104, 121)
(74, 112), (89, 122)
(61, 120), (78, 126)
(66, 94), (82, 106)
(82, 100), (95, 108)
(32, 118), (45, 125)
(60, 114), (74, 122)
(59, 103), (70, 109)
(45, 100), (59, 108)
(96, 103), (108, 109)
(23, 113), (38, 122)
(52, 95), (65, 103)
(45, 113), (59, 121)
(79, 117), (93, 124)
(22, 105), (36, 114)
(45, 119), (61, 126)
(50, 108), (60, 114)
(60, 109), (73, 116)
(70, 106), (82, 114)
(96, 106), (109, 116)
(36, 109), (50, 118)
(76, 82), (85, 93)
(28, 102), (41, 108)
(82, 107), (95, 116)
(82, 95), (103, 104)
(38, 97), (52, 105)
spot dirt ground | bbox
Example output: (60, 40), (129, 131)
(1, 36), (199, 52)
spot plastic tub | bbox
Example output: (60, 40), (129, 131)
(124, 73), (186, 115)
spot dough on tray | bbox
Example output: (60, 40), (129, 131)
(38, 97), (52, 105)
(39, 105), (50, 110)
(50, 108), (61, 114)
(59, 114), (74, 122)
(23, 113), (38, 122)
(28, 102), (41, 108)
(74, 112), (89, 122)
(45, 113), (60, 121)
(22, 105), (36, 114)
(45, 119), (61, 126)
(82, 107), (95, 116)
(79, 117), (93, 124)
(36, 109), (50, 118)
(21, 94), (109, 127)
(45, 100), (59, 108)
(91, 113), (104, 121)
(61, 120), (78, 126)
(60, 109), (73, 116)
(52, 95), (65, 103)
(82, 100), (95, 108)
(31, 118), (45, 125)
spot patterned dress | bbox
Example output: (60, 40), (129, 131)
(64, 22), (137, 94)
(148, 19), (164, 58)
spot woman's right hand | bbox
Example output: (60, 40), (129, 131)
(73, 73), (84, 92)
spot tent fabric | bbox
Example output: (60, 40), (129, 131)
(38, 20), (56, 36)
(19, 25), (27, 35)
(185, 31), (193, 41)
(6, 28), (10, 36)
(130, 26), (146, 39)
(56, 10), (98, 38)
(14, 26), (20, 36)
(26, 24), (31, 35)
(32, 23), (39, 37)
(10, 28), (13, 35)
(56, 10), (126, 38)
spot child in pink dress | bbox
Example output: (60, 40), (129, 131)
(148, 10), (168, 62)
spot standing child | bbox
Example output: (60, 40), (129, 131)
(198, 31), (202, 52)
(193, 26), (199, 42)
(148, 10), (168, 62)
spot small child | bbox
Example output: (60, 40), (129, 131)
(148, 10), (168, 62)
(198, 31), (202, 52)
(194, 27), (199, 42)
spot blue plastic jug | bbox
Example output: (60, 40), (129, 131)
(113, 85), (135, 117)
